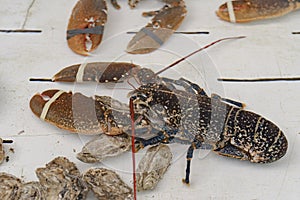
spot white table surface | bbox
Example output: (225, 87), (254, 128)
(0, 0), (300, 199)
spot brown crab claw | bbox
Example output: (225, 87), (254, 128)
(30, 90), (104, 134)
(67, 0), (108, 56)
(127, 1), (187, 54)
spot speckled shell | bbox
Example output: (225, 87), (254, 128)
(216, 0), (300, 23)
(30, 90), (128, 135)
(0, 172), (23, 200)
(131, 83), (288, 163)
(83, 168), (133, 200)
(52, 62), (140, 83)
(77, 133), (131, 163)
(136, 144), (172, 191)
(35, 157), (88, 199)
(19, 182), (45, 200)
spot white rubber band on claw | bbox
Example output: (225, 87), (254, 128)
(227, 1), (236, 23)
(40, 90), (65, 120)
(76, 62), (88, 82)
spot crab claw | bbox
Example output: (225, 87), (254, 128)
(216, 0), (300, 23)
(67, 0), (107, 56)
(30, 90), (105, 134)
(127, 0), (187, 54)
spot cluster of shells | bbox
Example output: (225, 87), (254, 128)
(0, 134), (173, 199)
(77, 134), (173, 192)
(0, 157), (132, 200)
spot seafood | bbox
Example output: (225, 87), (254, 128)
(217, 0), (300, 23)
(67, 0), (187, 55)
(49, 62), (140, 83)
(136, 144), (172, 191)
(0, 173), (23, 200)
(130, 82), (288, 183)
(0, 157), (138, 199)
(77, 133), (131, 163)
(29, 90), (147, 135)
(83, 168), (133, 199)
(67, 0), (108, 56)
(19, 182), (45, 200)
(35, 156), (88, 199)
(29, 37), (287, 184)
(126, 0), (187, 54)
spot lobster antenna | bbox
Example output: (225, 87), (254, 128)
(154, 36), (246, 76)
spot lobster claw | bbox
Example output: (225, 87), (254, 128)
(67, 0), (108, 56)
(216, 0), (300, 23)
(127, 0), (187, 54)
(30, 90), (106, 134)
(30, 90), (133, 135)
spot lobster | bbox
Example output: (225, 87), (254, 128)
(67, 0), (187, 55)
(216, 0), (300, 23)
(29, 37), (287, 184)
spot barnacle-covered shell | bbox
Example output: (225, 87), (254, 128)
(77, 133), (131, 163)
(19, 182), (45, 200)
(83, 168), (133, 200)
(35, 157), (88, 200)
(136, 144), (172, 191)
(0, 172), (23, 199)
(0, 138), (5, 164)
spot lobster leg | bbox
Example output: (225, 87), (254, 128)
(127, 0), (187, 54)
(216, 0), (300, 23)
(182, 139), (203, 184)
(134, 127), (178, 151)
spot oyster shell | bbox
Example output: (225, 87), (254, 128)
(19, 181), (45, 200)
(83, 168), (133, 200)
(35, 156), (88, 200)
(77, 134), (131, 163)
(0, 172), (23, 200)
(136, 144), (172, 191)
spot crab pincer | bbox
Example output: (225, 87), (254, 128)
(67, 0), (107, 56)
(216, 0), (300, 23)
(127, 0), (187, 54)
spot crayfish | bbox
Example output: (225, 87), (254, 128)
(30, 36), (287, 184)
(67, 0), (187, 55)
